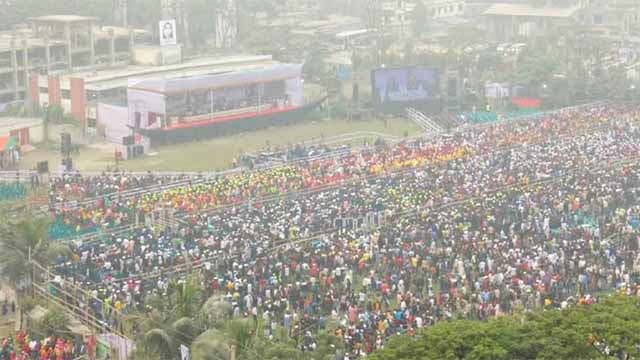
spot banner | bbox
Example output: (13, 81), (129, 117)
(159, 19), (177, 46)
(512, 97), (541, 109)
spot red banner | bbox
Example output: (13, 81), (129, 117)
(512, 97), (541, 108)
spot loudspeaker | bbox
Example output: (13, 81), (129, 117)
(60, 132), (71, 155)
(134, 145), (144, 157)
(448, 77), (458, 97)
(37, 161), (49, 174)
(63, 157), (73, 171)
(123, 136), (135, 146)
(352, 83), (359, 104)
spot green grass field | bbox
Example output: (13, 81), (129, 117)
(20, 117), (421, 172)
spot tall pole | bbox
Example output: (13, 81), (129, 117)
(122, 0), (128, 28)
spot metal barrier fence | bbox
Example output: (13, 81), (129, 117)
(46, 104), (627, 245)
(31, 141), (639, 360)
(0, 170), (37, 183)
(122, 153), (640, 284)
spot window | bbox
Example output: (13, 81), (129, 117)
(39, 87), (48, 94)
(593, 14), (603, 24)
(61, 89), (71, 99)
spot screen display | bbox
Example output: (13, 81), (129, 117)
(372, 67), (440, 106)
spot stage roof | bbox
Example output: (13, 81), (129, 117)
(66, 55), (277, 92)
(483, 4), (580, 18)
(128, 63), (303, 95)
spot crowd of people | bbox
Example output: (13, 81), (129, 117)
(50, 105), (613, 239)
(0, 332), (90, 360)
(38, 103), (640, 356)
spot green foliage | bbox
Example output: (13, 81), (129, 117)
(32, 307), (70, 339)
(511, 49), (562, 87)
(411, 1), (429, 36)
(447, 25), (486, 51)
(1, 0), (114, 30)
(0, 215), (69, 286)
(369, 296), (640, 360)
(129, 275), (235, 359)
(310, 332), (345, 360)
(182, 0), (222, 48)
(190, 319), (256, 360)
(190, 328), (231, 360)
(128, 0), (161, 31)
(199, 296), (232, 329)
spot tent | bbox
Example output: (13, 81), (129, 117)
(0, 135), (17, 153)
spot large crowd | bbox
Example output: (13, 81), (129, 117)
(38, 103), (640, 357)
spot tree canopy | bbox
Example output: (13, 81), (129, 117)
(369, 296), (640, 360)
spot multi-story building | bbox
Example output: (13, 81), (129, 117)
(483, 1), (583, 40)
(580, 0), (640, 38)
(0, 15), (141, 109)
(426, 0), (466, 19)
(379, 0), (416, 38)
(28, 55), (279, 138)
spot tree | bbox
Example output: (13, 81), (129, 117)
(190, 319), (256, 360)
(32, 306), (71, 339)
(130, 274), (206, 359)
(0, 215), (69, 287)
(190, 328), (232, 360)
(184, 0), (218, 48)
(310, 332), (345, 360)
(0, 0), (114, 30)
(447, 25), (486, 52)
(128, 0), (162, 34)
(411, 0), (429, 36)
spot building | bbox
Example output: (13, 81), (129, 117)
(427, 0), (466, 19)
(483, 2), (582, 40)
(0, 117), (43, 146)
(28, 55), (279, 138)
(380, 0), (417, 38)
(580, 0), (640, 39)
(0, 15), (144, 110)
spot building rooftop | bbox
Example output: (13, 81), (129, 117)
(28, 15), (98, 23)
(0, 24), (144, 51)
(58, 55), (279, 91)
(483, 4), (581, 18)
(0, 117), (42, 132)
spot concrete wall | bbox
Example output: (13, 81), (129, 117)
(133, 45), (182, 66)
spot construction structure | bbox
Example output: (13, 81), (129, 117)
(0, 15), (143, 110)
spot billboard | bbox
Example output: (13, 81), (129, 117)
(159, 19), (177, 46)
(371, 67), (440, 109)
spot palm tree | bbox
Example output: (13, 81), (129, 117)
(190, 328), (232, 360)
(0, 215), (70, 287)
(191, 319), (256, 360)
(129, 274), (208, 359)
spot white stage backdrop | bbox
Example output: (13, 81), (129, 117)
(97, 103), (130, 144)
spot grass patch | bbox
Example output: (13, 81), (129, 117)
(21, 117), (421, 172)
